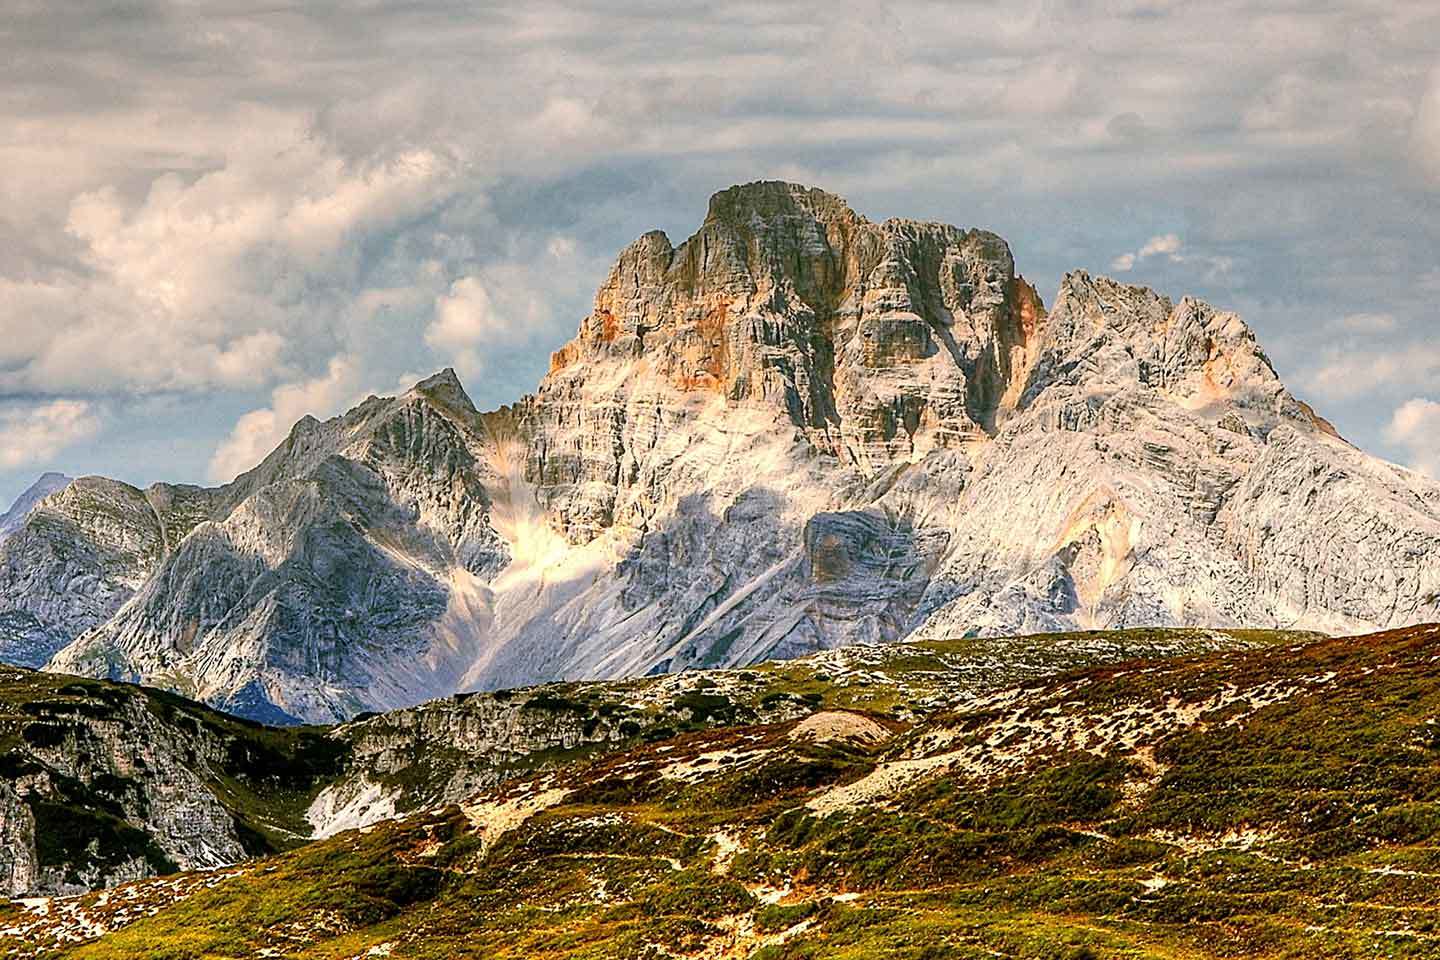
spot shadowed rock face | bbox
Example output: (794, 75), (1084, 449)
(41, 372), (511, 723)
(0, 666), (345, 899)
(3, 181), (1436, 722)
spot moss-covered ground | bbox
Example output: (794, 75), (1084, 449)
(8, 625), (1440, 958)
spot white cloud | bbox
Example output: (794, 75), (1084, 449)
(1385, 398), (1440, 476)
(1138, 234), (1183, 259)
(207, 356), (363, 483)
(0, 125), (459, 397)
(547, 235), (577, 261)
(1111, 234), (1182, 272)
(426, 278), (506, 379)
(1302, 343), (1440, 403)
(0, 0), (1437, 490)
(423, 269), (560, 380)
(1110, 233), (1232, 279)
(0, 400), (100, 470)
(1002, 58), (1081, 116)
(1331, 312), (1398, 334)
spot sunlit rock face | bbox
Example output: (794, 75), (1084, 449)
(12, 181), (1440, 722)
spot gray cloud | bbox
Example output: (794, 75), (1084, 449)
(1, 0), (1438, 502)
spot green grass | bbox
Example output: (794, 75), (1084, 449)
(25, 625), (1440, 959)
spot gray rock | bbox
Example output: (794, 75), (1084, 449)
(0, 666), (340, 898)
(15, 180), (1438, 721)
(0, 473), (71, 544)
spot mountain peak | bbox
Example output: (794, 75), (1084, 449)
(547, 180), (1037, 462)
(406, 367), (479, 419)
(413, 366), (463, 392)
(0, 472), (73, 542)
(16, 184), (1440, 732)
(703, 180), (863, 228)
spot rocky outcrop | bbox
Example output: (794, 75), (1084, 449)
(20, 624), (1439, 959)
(9, 623), (1273, 897)
(0, 473), (71, 544)
(453, 182), (1439, 690)
(309, 624), (1285, 838)
(13, 180), (1439, 721)
(529, 182), (1040, 540)
(306, 676), (775, 838)
(0, 666), (341, 898)
(0, 478), (163, 668)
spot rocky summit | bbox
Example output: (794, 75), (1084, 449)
(1, 181), (1437, 723)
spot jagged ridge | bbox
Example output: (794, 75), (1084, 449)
(0, 181), (1432, 722)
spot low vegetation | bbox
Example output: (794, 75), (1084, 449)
(7, 625), (1440, 957)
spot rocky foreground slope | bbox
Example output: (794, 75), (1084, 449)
(0, 665), (341, 899)
(10, 622), (1440, 959)
(0, 627), (1275, 899)
(2, 181), (1436, 722)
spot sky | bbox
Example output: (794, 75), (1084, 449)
(1, 0), (1438, 504)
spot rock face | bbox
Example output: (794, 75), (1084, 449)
(46, 372), (509, 723)
(13, 180), (1440, 721)
(308, 625), (1296, 839)
(0, 666), (341, 898)
(19, 623), (1440, 959)
(0, 625), (1297, 899)
(0, 477), (156, 668)
(0, 473), (71, 544)
(0, 474), (73, 667)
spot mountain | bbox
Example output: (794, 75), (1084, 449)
(0, 473), (70, 544)
(0, 472), (73, 667)
(42, 372), (511, 723)
(11, 622), (1440, 958)
(6, 181), (1437, 722)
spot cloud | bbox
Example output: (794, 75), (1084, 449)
(0, 0), (1438, 495)
(1330, 313), (1398, 334)
(1415, 68), (1440, 185)
(547, 235), (577, 261)
(424, 267), (563, 380)
(1111, 234), (1182, 271)
(426, 277), (504, 375)
(207, 357), (363, 483)
(11, 139), (461, 397)
(0, 400), (100, 470)
(1002, 58), (1082, 115)
(1110, 233), (1233, 279)
(1138, 234), (1183, 259)
(1385, 398), (1440, 476)
(1301, 342), (1440, 403)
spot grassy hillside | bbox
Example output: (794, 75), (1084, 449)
(9, 625), (1440, 958)
(1, 628), (1287, 901)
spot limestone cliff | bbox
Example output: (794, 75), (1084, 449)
(8, 181), (1436, 721)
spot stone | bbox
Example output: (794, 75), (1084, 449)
(5, 180), (1434, 722)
